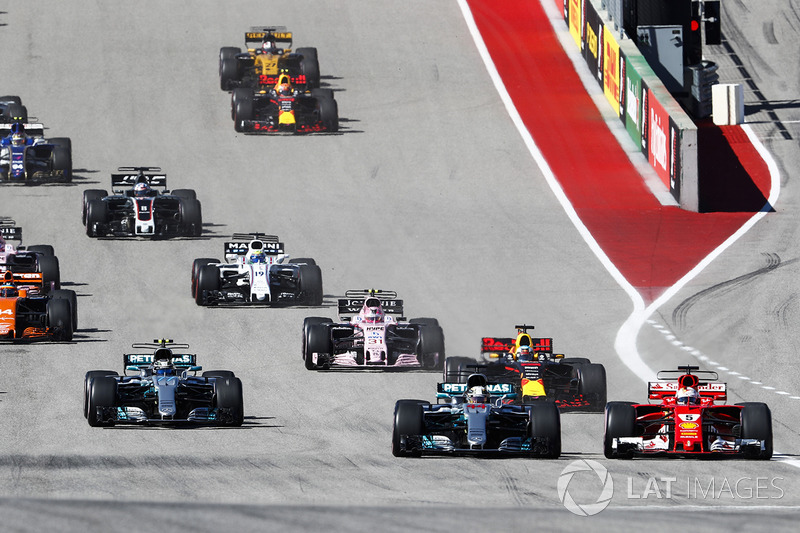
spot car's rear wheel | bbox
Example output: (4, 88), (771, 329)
(172, 188), (197, 200)
(179, 199), (203, 237)
(317, 94), (338, 132)
(578, 363), (607, 411)
(291, 257), (316, 266)
(604, 402), (637, 458)
(88, 376), (117, 427)
(296, 47), (320, 88)
(219, 54), (241, 90)
(298, 264), (323, 306)
(443, 356), (475, 383)
(5, 102), (27, 122)
(27, 245), (55, 256)
(36, 254), (60, 292)
(418, 325), (445, 370)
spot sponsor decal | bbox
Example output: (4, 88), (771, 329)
(568, 0), (582, 48)
(647, 91), (669, 186)
(602, 30), (621, 116)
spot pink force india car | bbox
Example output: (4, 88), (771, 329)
(604, 366), (772, 459)
(302, 289), (445, 370)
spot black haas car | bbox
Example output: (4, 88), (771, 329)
(82, 166), (202, 238)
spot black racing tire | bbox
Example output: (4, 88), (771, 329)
(191, 258), (219, 297)
(578, 363), (607, 411)
(5, 103), (27, 122)
(179, 199), (203, 237)
(290, 257), (316, 266)
(88, 376), (117, 427)
(172, 188), (197, 200)
(443, 356), (476, 383)
(36, 254), (60, 292)
(48, 137), (72, 153)
(219, 46), (241, 62)
(529, 402), (561, 458)
(203, 370), (236, 380)
(51, 146), (72, 182)
(86, 199), (108, 237)
(46, 297), (72, 341)
(214, 376), (244, 427)
(84, 370), (118, 418)
(27, 245), (55, 256)
(392, 400), (427, 457)
(604, 402), (637, 459)
(296, 47), (320, 88)
(233, 88), (254, 131)
(219, 55), (241, 90)
(304, 323), (332, 370)
(302, 317), (333, 360)
(561, 357), (591, 365)
(738, 402), (773, 460)
(0, 95), (23, 105)
(418, 325), (445, 370)
(409, 318), (439, 327)
(195, 264), (220, 306)
(317, 94), (338, 132)
(298, 264), (323, 306)
(50, 289), (78, 331)
(82, 189), (108, 225)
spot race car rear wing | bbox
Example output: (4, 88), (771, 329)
(436, 382), (517, 402)
(0, 123), (45, 137)
(124, 352), (197, 369)
(647, 381), (728, 402)
(481, 337), (553, 358)
(0, 220), (22, 242)
(111, 166), (167, 191)
(245, 26), (292, 46)
(2, 271), (44, 288)
(338, 289), (403, 318)
(224, 233), (284, 260)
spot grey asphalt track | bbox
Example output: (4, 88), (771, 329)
(0, 1), (798, 531)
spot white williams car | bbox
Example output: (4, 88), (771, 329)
(192, 233), (323, 306)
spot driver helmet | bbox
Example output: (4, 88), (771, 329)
(247, 250), (266, 264)
(466, 386), (488, 404)
(363, 297), (384, 323)
(676, 387), (700, 405)
(0, 284), (18, 297)
(262, 40), (276, 53)
(516, 345), (533, 361)
(134, 182), (151, 197)
(11, 132), (24, 146)
(279, 81), (293, 96)
(153, 348), (174, 375)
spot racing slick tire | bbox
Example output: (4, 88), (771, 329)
(296, 47), (320, 88)
(291, 258), (317, 266)
(410, 318), (439, 327)
(392, 400), (427, 457)
(86, 199), (108, 237)
(316, 93), (338, 132)
(46, 297), (72, 341)
(203, 371), (236, 380)
(214, 376), (244, 427)
(49, 140), (72, 182)
(220, 55), (241, 90)
(84, 370), (118, 418)
(82, 189), (108, 225)
(304, 323), (332, 370)
(36, 254), (60, 292)
(233, 88), (254, 131)
(0, 95), (23, 105)
(418, 325), (445, 370)
(302, 317), (333, 360)
(298, 264), (323, 306)
(577, 363), (607, 411)
(231, 87), (250, 119)
(50, 289), (78, 331)
(219, 46), (241, 62)
(179, 198), (203, 237)
(87, 376), (117, 427)
(195, 264), (220, 306)
(738, 402), (773, 460)
(561, 357), (591, 365)
(191, 258), (220, 297)
(172, 188), (197, 200)
(604, 402), (637, 459)
(27, 245), (55, 256)
(443, 356), (475, 383)
(529, 402), (561, 458)
(5, 103), (27, 122)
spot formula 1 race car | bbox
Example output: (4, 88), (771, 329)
(443, 325), (607, 411)
(0, 218), (61, 292)
(0, 122), (72, 183)
(219, 26), (320, 90)
(231, 73), (338, 133)
(302, 289), (445, 370)
(82, 166), (203, 238)
(604, 366), (773, 459)
(192, 233), (323, 306)
(0, 96), (27, 122)
(0, 270), (74, 341)
(83, 339), (244, 427)
(392, 372), (561, 457)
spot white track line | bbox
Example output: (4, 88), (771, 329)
(458, 0), (792, 466)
